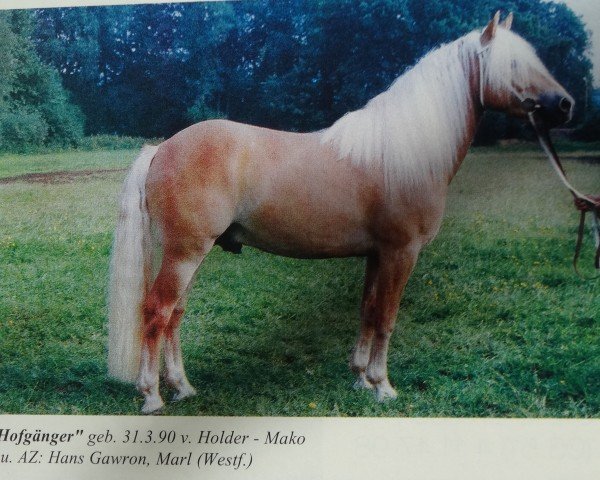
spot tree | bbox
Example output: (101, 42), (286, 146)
(0, 10), (83, 151)
(34, 3), (235, 137)
(32, 1), (593, 141)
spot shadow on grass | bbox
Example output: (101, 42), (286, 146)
(0, 358), (140, 414)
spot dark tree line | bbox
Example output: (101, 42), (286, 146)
(0, 1), (595, 151)
(0, 10), (83, 151)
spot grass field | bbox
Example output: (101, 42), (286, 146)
(0, 144), (599, 417)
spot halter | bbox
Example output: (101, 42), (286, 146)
(476, 43), (491, 108)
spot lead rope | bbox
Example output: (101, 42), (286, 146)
(528, 113), (600, 277)
(477, 44), (599, 276)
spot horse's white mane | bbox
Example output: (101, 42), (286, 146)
(321, 28), (544, 190)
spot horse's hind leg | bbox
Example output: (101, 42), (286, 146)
(137, 244), (210, 414)
(350, 254), (379, 390)
(163, 279), (198, 402)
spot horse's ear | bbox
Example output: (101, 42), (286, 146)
(501, 12), (513, 30)
(481, 11), (500, 46)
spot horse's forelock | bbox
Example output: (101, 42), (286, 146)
(484, 28), (551, 94)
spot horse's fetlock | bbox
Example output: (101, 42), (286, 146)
(165, 371), (183, 387)
(349, 362), (365, 374)
(136, 379), (151, 394)
(366, 370), (384, 386)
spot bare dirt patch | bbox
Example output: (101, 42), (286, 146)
(0, 168), (127, 185)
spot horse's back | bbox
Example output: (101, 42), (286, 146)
(143, 120), (375, 256)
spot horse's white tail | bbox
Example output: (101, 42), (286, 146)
(108, 145), (159, 383)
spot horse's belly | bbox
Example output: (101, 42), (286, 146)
(242, 235), (372, 259)
(235, 210), (373, 258)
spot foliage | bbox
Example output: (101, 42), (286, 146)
(0, 11), (84, 152)
(0, 144), (599, 416)
(76, 135), (161, 151)
(34, 3), (234, 137)
(31, 0), (593, 142)
(0, 111), (48, 151)
(573, 107), (600, 141)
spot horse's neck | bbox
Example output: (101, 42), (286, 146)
(447, 52), (483, 184)
(323, 34), (484, 192)
(442, 41), (484, 185)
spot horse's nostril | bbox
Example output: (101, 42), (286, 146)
(559, 97), (572, 113)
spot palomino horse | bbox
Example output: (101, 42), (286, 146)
(108, 12), (574, 413)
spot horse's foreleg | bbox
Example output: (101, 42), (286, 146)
(366, 245), (419, 402)
(350, 255), (379, 390)
(163, 280), (198, 402)
(137, 250), (206, 414)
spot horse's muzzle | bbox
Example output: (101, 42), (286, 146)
(531, 92), (574, 127)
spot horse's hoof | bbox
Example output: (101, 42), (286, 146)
(141, 396), (165, 414)
(374, 381), (398, 402)
(353, 376), (374, 391)
(172, 385), (197, 402)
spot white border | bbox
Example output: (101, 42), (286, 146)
(0, 415), (599, 479)
(1, 1), (599, 478)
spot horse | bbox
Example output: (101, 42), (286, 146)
(107, 12), (574, 413)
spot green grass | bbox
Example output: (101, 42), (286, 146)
(0, 144), (598, 416)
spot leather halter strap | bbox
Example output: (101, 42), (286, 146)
(476, 44), (491, 108)
(529, 112), (600, 277)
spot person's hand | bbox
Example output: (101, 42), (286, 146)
(574, 195), (600, 212)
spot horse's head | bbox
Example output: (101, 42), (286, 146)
(479, 11), (574, 128)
